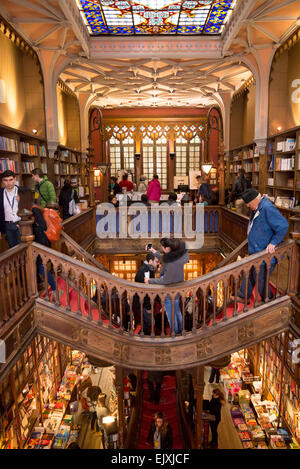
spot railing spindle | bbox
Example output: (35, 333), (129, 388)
(87, 277), (92, 320)
(11, 261), (18, 312)
(6, 265), (14, 317)
(97, 282), (103, 326)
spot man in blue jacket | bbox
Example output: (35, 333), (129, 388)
(234, 189), (288, 303)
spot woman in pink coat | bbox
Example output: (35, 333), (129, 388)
(147, 175), (162, 203)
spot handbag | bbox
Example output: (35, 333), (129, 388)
(69, 190), (81, 216)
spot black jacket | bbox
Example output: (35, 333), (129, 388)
(208, 397), (222, 424)
(231, 176), (248, 202)
(133, 262), (155, 311)
(59, 185), (79, 220)
(0, 188), (5, 234)
(32, 207), (50, 247)
(147, 421), (173, 449)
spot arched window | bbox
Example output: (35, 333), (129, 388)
(142, 136), (168, 189)
(175, 135), (202, 176)
(109, 136), (134, 177)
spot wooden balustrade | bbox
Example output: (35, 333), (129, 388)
(56, 207), (96, 249)
(30, 238), (297, 340)
(0, 244), (32, 328)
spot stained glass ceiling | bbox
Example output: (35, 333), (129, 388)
(75, 0), (237, 36)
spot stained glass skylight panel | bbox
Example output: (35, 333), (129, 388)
(75, 0), (237, 35)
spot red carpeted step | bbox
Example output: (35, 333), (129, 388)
(137, 371), (183, 449)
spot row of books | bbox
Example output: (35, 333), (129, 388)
(21, 162), (35, 173)
(0, 135), (18, 152)
(0, 158), (18, 173)
(233, 148), (254, 160)
(277, 138), (296, 152)
(244, 161), (260, 172)
(269, 155), (295, 171)
(20, 142), (46, 157)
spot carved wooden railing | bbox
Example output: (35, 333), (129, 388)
(0, 238), (298, 372)
(0, 244), (32, 328)
(212, 239), (248, 271)
(57, 231), (110, 273)
(31, 238), (297, 338)
(58, 207), (96, 249)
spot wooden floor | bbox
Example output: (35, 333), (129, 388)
(204, 367), (243, 450)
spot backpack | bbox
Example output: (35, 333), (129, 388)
(43, 208), (63, 242)
(69, 190), (81, 216)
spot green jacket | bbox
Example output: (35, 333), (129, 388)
(35, 176), (56, 208)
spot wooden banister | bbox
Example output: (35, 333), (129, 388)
(212, 238), (248, 271)
(59, 231), (110, 273)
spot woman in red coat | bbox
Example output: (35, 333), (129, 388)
(147, 175), (162, 203)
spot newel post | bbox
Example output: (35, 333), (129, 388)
(18, 209), (37, 298)
(194, 365), (205, 449)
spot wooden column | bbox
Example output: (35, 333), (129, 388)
(259, 148), (267, 195)
(18, 209), (37, 299)
(218, 141), (225, 205)
(116, 366), (125, 449)
(194, 365), (205, 449)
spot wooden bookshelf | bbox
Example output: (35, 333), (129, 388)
(228, 142), (259, 189)
(0, 124), (50, 191)
(266, 126), (300, 211)
(54, 145), (89, 201)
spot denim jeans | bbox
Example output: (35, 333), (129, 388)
(164, 295), (182, 334)
(239, 261), (275, 301)
(5, 223), (20, 248)
(37, 256), (56, 291)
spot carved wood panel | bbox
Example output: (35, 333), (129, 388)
(34, 297), (292, 371)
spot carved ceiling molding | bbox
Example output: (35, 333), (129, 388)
(57, 78), (78, 99)
(231, 76), (255, 102)
(274, 27), (300, 60)
(0, 15), (40, 64)
(90, 36), (223, 59)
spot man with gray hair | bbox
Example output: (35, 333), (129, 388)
(228, 189), (288, 305)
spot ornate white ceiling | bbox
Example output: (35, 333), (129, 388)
(0, 0), (299, 108)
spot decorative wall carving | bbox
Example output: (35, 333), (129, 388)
(113, 343), (130, 361)
(104, 120), (207, 143)
(196, 339), (212, 359)
(155, 348), (172, 365)
(237, 321), (254, 343)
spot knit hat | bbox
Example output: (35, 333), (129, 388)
(241, 188), (259, 203)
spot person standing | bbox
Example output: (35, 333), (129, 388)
(196, 175), (215, 205)
(207, 388), (225, 448)
(230, 168), (248, 214)
(0, 170), (20, 248)
(137, 175), (147, 193)
(31, 168), (56, 208)
(145, 238), (189, 334)
(147, 175), (162, 204)
(17, 187), (56, 291)
(147, 371), (164, 404)
(119, 173), (134, 193)
(133, 252), (160, 334)
(110, 176), (121, 195)
(147, 412), (173, 450)
(58, 179), (79, 220)
(229, 189), (289, 305)
(209, 367), (221, 384)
